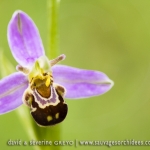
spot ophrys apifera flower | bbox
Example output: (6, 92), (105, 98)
(0, 10), (114, 126)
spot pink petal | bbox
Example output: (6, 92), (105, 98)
(7, 10), (45, 67)
(0, 72), (28, 114)
(52, 65), (114, 99)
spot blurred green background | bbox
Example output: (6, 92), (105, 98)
(0, 0), (150, 149)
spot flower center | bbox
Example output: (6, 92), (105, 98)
(16, 54), (66, 88)
(28, 55), (52, 89)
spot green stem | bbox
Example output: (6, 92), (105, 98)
(29, 1), (62, 149)
(47, 0), (60, 59)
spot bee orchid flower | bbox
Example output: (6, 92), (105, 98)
(0, 10), (114, 126)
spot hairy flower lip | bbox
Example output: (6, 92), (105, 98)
(0, 10), (114, 114)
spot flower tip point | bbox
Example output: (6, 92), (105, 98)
(12, 10), (22, 18)
(60, 54), (66, 60)
(109, 79), (114, 88)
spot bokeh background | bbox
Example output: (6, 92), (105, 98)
(0, 0), (150, 150)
